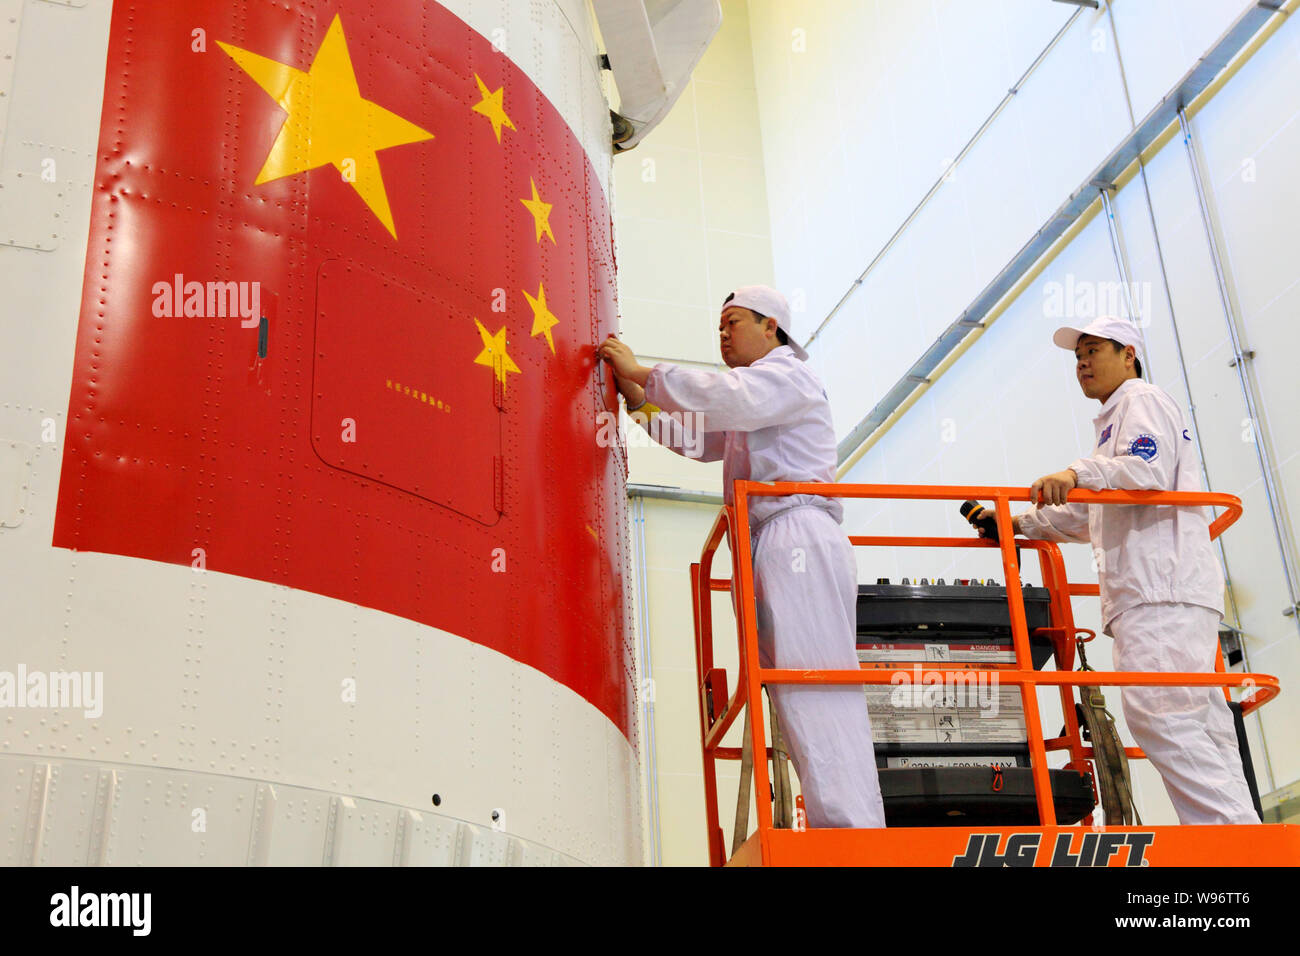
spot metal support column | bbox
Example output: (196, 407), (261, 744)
(1097, 185), (1152, 380)
(630, 494), (664, 865)
(1103, 0), (1279, 787)
(1098, 172), (1271, 785)
(1177, 107), (1300, 635)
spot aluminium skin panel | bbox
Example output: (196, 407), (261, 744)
(0, 0), (641, 865)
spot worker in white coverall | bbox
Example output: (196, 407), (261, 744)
(597, 285), (886, 829)
(972, 315), (1257, 824)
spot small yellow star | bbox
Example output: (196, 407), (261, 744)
(473, 318), (521, 391)
(523, 282), (560, 353)
(520, 177), (555, 244)
(471, 74), (516, 143)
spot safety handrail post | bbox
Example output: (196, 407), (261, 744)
(693, 507), (738, 866)
(1040, 542), (1093, 784)
(690, 560), (724, 868)
(734, 483), (775, 851)
(992, 495), (1057, 827)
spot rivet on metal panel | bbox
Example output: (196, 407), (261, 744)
(246, 782), (276, 866)
(454, 822), (473, 867)
(392, 808), (417, 866)
(322, 794), (352, 866)
(85, 767), (116, 866)
(23, 762), (50, 865)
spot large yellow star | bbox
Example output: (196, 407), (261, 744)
(218, 15), (433, 239)
(520, 178), (556, 244)
(473, 318), (521, 391)
(523, 282), (560, 354)
(471, 74), (516, 143)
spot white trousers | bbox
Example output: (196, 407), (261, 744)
(752, 506), (886, 828)
(1110, 602), (1259, 825)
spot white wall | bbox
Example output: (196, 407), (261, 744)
(1150, 4), (1300, 790)
(616, 0), (1300, 860)
(745, 0), (1300, 821)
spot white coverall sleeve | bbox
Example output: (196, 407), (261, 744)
(643, 361), (820, 432)
(1016, 503), (1091, 544)
(626, 398), (725, 462)
(1068, 393), (1180, 492)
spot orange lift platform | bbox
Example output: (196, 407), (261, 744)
(690, 481), (1300, 867)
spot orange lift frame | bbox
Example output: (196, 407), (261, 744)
(690, 482), (1300, 866)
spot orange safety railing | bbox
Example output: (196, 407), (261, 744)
(690, 482), (1284, 867)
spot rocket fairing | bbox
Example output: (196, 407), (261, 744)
(1, 0), (642, 865)
(56, 0), (630, 730)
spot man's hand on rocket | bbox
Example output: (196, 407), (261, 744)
(598, 334), (651, 388)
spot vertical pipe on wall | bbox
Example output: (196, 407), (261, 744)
(631, 494), (663, 865)
(1097, 186), (1152, 380)
(1103, 0), (1281, 785)
(1132, 169), (1248, 632)
(1177, 107), (1300, 637)
(1101, 177), (1274, 789)
(1099, 182), (1249, 637)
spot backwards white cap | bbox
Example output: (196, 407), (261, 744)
(1052, 315), (1145, 360)
(723, 285), (807, 361)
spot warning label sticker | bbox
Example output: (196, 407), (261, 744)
(886, 755), (1019, 769)
(858, 643), (1017, 664)
(864, 686), (1027, 744)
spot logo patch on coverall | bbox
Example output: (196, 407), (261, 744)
(1098, 424), (1113, 446)
(1128, 434), (1158, 461)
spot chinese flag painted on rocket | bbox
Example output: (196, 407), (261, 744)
(54, 1), (631, 733)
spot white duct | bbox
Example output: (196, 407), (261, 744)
(593, 0), (721, 151)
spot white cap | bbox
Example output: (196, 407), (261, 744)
(1052, 315), (1144, 360)
(722, 285), (807, 361)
